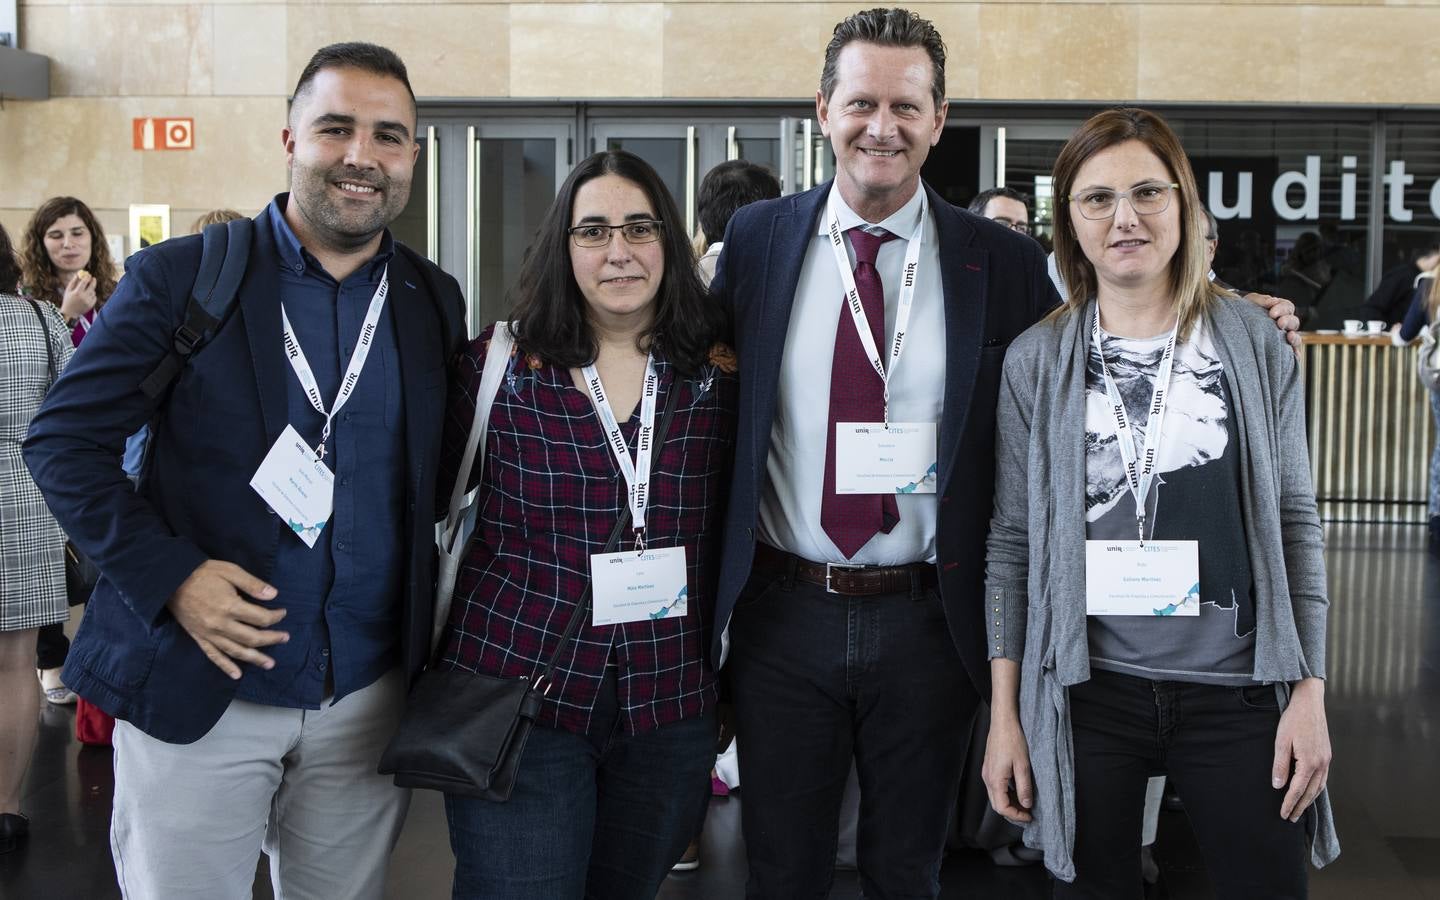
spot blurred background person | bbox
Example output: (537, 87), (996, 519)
(1395, 264), (1440, 555)
(18, 196), (118, 705)
(677, 156), (782, 873)
(968, 186), (1031, 237)
(0, 221), (75, 852)
(1363, 237), (1440, 327)
(695, 160), (780, 287)
(1276, 231), (1332, 329)
(20, 197), (119, 349)
(190, 208), (245, 234)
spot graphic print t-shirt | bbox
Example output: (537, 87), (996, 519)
(1085, 315), (1256, 684)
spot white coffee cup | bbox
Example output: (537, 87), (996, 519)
(1343, 319), (1363, 334)
(1366, 320), (1385, 334)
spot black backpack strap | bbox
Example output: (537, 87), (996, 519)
(139, 217), (254, 399)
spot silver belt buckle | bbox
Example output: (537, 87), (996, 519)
(825, 562), (861, 594)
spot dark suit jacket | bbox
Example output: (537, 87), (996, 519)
(708, 180), (1059, 697)
(24, 206), (465, 743)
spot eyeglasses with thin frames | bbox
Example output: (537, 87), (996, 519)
(991, 217), (1031, 235)
(568, 220), (664, 248)
(1067, 182), (1180, 220)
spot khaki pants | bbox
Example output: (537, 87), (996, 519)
(110, 668), (410, 900)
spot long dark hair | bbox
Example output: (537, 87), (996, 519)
(20, 196), (119, 307)
(510, 150), (727, 375)
(0, 223), (22, 295)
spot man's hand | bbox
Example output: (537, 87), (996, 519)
(166, 560), (288, 679)
(1243, 292), (1303, 353)
(59, 270), (98, 322)
(1273, 677), (1331, 822)
(982, 714), (1035, 824)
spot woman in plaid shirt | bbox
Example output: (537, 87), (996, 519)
(436, 150), (737, 900)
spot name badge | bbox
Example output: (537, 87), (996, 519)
(835, 422), (938, 495)
(1084, 540), (1199, 616)
(249, 424), (335, 548)
(590, 546), (689, 626)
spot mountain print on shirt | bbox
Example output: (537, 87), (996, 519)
(1083, 320), (1255, 639)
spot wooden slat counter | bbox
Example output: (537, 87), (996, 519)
(1301, 332), (1435, 523)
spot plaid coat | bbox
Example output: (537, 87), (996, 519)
(1, 293), (73, 630)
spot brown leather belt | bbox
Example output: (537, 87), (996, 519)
(752, 543), (937, 596)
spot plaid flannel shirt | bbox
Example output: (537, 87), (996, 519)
(438, 325), (737, 735)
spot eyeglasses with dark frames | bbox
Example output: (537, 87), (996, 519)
(568, 220), (664, 248)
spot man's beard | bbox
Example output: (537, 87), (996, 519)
(291, 164), (410, 249)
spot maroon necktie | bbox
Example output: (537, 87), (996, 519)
(821, 227), (900, 559)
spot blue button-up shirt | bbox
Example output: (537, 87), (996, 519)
(234, 194), (406, 709)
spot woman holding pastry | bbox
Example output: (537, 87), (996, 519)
(17, 196), (120, 705)
(20, 196), (119, 348)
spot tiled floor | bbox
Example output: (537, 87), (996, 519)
(3, 521), (1438, 899)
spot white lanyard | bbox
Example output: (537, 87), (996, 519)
(581, 356), (660, 548)
(1091, 308), (1179, 545)
(280, 266), (389, 461)
(824, 186), (927, 425)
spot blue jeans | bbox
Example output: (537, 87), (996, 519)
(1059, 669), (1310, 900)
(444, 670), (715, 900)
(727, 569), (977, 900)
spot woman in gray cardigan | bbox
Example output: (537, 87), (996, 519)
(981, 107), (1338, 898)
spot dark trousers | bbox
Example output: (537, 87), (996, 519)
(728, 569), (976, 900)
(444, 669), (715, 900)
(36, 621), (69, 670)
(1058, 669), (1311, 900)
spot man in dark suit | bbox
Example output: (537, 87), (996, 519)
(707, 8), (1060, 898)
(24, 43), (464, 899)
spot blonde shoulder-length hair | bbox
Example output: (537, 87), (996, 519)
(1050, 107), (1225, 339)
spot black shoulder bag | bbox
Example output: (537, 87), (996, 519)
(25, 299), (101, 605)
(378, 379), (685, 800)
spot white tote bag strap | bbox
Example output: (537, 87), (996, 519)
(433, 321), (514, 650)
(443, 322), (513, 538)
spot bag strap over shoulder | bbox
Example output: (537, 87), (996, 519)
(25, 299), (58, 388)
(442, 322), (515, 544)
(532, 376), (687, 691)
(139, 217), (254, 400)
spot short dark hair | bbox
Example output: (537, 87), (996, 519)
(968, 186), (1028, 216)
(0, 223), (21, 295)
(292, 42), (416, 122)
(820, 8), (947, 109)
(697, 161), (781, 245)
(510, 150), (729, 375)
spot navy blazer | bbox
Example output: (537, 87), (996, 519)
(708, 180), (1059, 698)
(24, 206), (465, 744)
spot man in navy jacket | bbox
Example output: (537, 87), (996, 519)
(707, 9), (1058, 898)
(24, 44), (464, 899)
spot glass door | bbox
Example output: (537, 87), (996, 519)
(591, 123), (702, 237)
(979, 122), (1081, 246)
(778, 117), (835, 195)
(466, 122), (573, 332)
(390, 125), (439, 262)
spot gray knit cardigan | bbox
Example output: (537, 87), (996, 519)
(983, 295), (1340, 882)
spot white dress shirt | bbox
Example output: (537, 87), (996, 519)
(757, 183), (944, 565)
